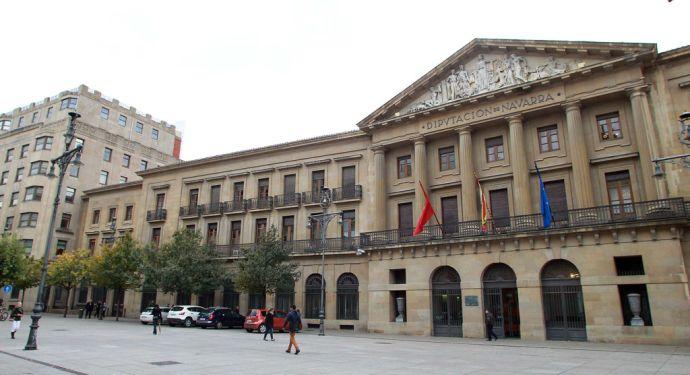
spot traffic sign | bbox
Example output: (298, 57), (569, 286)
(2, 285), (12, 294)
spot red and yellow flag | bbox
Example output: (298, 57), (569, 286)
(477, 176), (489, 232)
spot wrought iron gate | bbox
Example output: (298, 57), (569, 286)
(542, 284), (586, 341)
(432, 288), (462, 336)
(482, 286), (505, 337)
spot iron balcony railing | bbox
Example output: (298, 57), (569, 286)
(225, 199), (246, 213)
(332, 185), (362, 201)
(202, 202), (226, 215)
(273, 193), (301, 208)
(179, 205), (202, 217)
(302, 190), (322, 205)
(360, 198), (687, 248)
(245, 197), (272, 210)
(146, 209), (167, 222)
(212, 237), (360, 258)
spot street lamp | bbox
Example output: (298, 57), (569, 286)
(652, 111), (690, 173)
(25, 112), (83, 351)
(306, 187), (342, 336)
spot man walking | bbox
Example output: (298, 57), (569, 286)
(9, 302), (23, 339)
(283, 305), (301, 355)
(85, 301), (93, 319)
(99, 301), (107, 320)
(485, 309), (498, 341)
(95, 301), (102, 320)
(152, 304), (162, 335)
(263, 308), (275, 341)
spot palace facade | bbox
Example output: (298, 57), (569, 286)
(30, 39), (690, 344)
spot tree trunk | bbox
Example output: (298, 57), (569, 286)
(20, 289), (25, 304)
(115, 288), (120, 321)
(63, 287), (71, 318)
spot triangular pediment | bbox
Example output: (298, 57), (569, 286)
(358, 38), (657, 128)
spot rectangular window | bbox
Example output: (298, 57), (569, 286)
(490, 188), (510, 228)
(35, 136), (53, 151)
(151, 228), (161, 247)
(88, 238), (97, 252)
(4, 216), (13, 231)
(0, 119), (10, 130)
(60, 97), (77, 110)
(18, 117), (25, 127)
(118, 114), (127, 126)
(15, 167), (24, 182)
(20, 144), (29, 158)
(124, 205), (133, 221)
(5, 148), (13, 162)
(485, 136), (505, 162)
(283, 174), (296, 195)
(258, 178), (269, 199)
(155, 193), (165, 210)
(135, 121), (143, 134)
(544, 180), (568, 222)
(614, 256), (645, 276)
(210, 185), (221, 204)
(152, 128), (159, 140)
(100, 107), (109, 119)
(233, 182), (244, 202)
(103, 147), (112, 162)
(311, 170), (325, 193)
(46, 107), (53, 119)
(538, 125), (560, 153)
(22, 239), (32, 254)
(231, 221), (242, 244)
(31, 112), (39, 123)
(606, 171), (634, 217)
(92, 210), (100, 225)
(282, 216), (294, 242)
(56, 240), (67, 257)
(122, 154), (130, 167)
(60, 213), (71, 230)
(397, 155), (412, 178)
(10, 192), (19, 206)
(0, 194), (3, 208)
(108, 207), (117, 223)
(139, 160), (148, 171)
(398, 202), (413, 237)
(255, 218), (267, 242)
(69, 165), (80, 177)
(29, 161), (48, 176)
(441, 196), (458, 234)
(99, 170), (109, 185)
(25, 186), (43, 201)
(342, 210), (356, 238)
(390, 269), (406, 284)
(65, 187), (76, 203)
(206, 223), (218, 245)
(597, 112), (622, 141)
(186, 224), (196, 232)
(19, 212), (39, 227)
(119, 176), (127, 184)
(438, 146), (456, 171)
(188, 188), (199, 207)
(1, 171), (9, 185)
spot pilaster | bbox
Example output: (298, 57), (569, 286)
(564, 101), (595, 208)
(507, 115), (532, 215)
(458, 127), (478, 220)
(413, 137), (428, 220)
(372, 146), (387, 231)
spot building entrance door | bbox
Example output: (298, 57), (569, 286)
(541, 260), (587, 341)
(431, 266), (462, 337)
(483, 263), (520, 338)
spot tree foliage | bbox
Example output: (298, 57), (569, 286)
(233, 226), (300, 294)
(14, 256), (42, 302)
(0, 234), (29, 286)
(144, 229), (227, 296)
(47, 249), (91, 317)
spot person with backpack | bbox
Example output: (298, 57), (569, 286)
(263, 308), (275, 341)
(283, 305), (301, 355)
(152, 304), (162, 335)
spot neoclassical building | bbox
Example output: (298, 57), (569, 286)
(69, 39), (689, 344)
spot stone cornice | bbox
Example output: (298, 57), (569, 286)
(82, 181), (143, 196)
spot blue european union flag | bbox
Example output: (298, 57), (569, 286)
(535, 162), (553, 228)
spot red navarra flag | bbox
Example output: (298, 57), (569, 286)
(413, 182), (437, 236)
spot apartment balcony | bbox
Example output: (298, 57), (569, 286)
(360, 198), (687, 248)
(225, 199), (246, 213)
(301, 190), (322, 205)
(332, 185), (362, 202)
(202, 202), (226, 216)
(146, 209), (167, 222)
(273, 193), (301, 209)
(179, 205), (202, 218)
(245, 197), (273, 211)
(212, 237), (360, 258)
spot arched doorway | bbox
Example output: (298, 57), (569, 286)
(541, 259), (587, 341)
(304, 274), (324, 319)
(431, 266), (462, 337)
(336, 273), (359, 320)
(482, 263), (520, 338)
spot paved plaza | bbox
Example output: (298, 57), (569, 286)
(0, 314), (688, 375)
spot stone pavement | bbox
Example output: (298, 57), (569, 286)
(0, 314), (688, 375)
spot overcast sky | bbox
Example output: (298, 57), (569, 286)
(2, 1), (688, 160)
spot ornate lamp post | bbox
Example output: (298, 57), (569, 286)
(25, 112), (83, 350)
(652, 112), (690, 174)
(306, 187), (342, 336)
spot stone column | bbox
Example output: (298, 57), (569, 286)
(458, 127), (478, 220)
(507, 115), (532, 215)
(372, 147), (387, 231)
(413, 137), (429, 220)
(628, 87), (667, 199)
(564, 101), (595, 208)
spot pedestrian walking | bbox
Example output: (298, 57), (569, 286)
(99, 301), (107, 320)
(9, 302), (23, 339)
(85, 301), (93, 319)
(152, 304), (162, 335)
(263, 308), (275, 341)
(485, 309), (498, 341)
(283, 305), (301, 355)
(95, 301), (102, 320)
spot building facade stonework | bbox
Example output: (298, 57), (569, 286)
(17, 39), (690, 345)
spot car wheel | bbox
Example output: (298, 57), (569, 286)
(141, 321), (147, 325)
(184, 317), (193, 327)
(258, 324), (267, 334)
(201, 326), (206, 329)
(245, 328), (253, 333)
(216, 322), (223, 329)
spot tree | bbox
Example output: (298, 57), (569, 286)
(0, 234), (29, 287)
(233, 227), (300, 297)
(47, 250), (91, 317)
(90, 234), (144, 321)
(13, 256), (41, 303)
(144, 229), (226, 302)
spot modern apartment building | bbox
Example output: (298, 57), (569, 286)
(16, 39), (690, 345)
(0, 84), (181, 305)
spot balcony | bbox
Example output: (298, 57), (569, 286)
(301, 190), (322, 205)
(225, 199), (245, 213)
(202, 202), (226, 216)
(360, 198), (687, 248)
(211, 237), (360, 258)
(146, 209), (167, 222)
(273, 193), (301, 208)
(332, 185), (362, 202)
(179, 205), (202, 217)
(245, 197), (272, 211)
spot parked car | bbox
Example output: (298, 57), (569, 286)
(139, 306), (171, 325)
(167, 305), (207, 327)
(243, 308), (287, 333)
(197, 307), (245, 329)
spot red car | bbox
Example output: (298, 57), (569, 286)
(243, 309), (287, 333)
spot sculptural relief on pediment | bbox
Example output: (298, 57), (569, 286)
(405, 54), (586, 114)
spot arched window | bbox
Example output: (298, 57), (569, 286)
(337, 273), (359, 320)
(540, 259), (587, 341)
(304, 274), (324, 319)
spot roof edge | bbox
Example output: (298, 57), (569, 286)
(82, 180), (143, 196)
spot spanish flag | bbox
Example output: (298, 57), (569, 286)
(477, 176), (489, 232)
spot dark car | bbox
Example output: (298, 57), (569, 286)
(197, 307), (245, 329)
